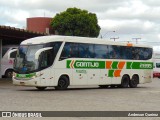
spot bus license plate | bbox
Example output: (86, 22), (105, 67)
(20, 82), (25, 85)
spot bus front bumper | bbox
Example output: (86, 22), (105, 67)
(12, 77), (39, 87)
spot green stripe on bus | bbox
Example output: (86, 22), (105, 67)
(126, 62), (132, 69)
(66, 60), (153, 69)
(126, 62), (153, 69)
(16, 73), (36, 78)
(67, 60), (72, 68)
(108, 70), (114, 77)
(112, 61), (118, 69)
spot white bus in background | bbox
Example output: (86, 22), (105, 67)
(1, 45), (18, 78)
(12, 36), (153, 90)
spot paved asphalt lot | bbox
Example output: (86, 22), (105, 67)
(0, 78), (160, 120)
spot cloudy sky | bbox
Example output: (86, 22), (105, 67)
(0, 0), (160, 51)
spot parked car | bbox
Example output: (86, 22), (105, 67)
(153, 60), (160, 78)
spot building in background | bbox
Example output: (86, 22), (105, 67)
(27, 17), (54, 34)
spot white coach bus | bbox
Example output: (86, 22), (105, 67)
(12, 36), (153, 90)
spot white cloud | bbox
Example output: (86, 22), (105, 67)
(0, 0), (160, 46)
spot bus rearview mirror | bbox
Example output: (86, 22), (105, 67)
(35, 47), (53, 60)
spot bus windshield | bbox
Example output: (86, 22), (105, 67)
(14, 45), (44, 73)
(14, 42), (62, 74)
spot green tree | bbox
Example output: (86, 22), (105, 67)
(51, 7), (101, 37)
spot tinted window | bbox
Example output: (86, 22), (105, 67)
(107, 45), (116, 59)
(39, 49), (53, 69)
(71, 43), (79, 58)
(79, 43), (89, 58)
(131, 47), (152, 60)
(10, 51), (17, 58)
(60, 42), (152, 60)
(51, 42), (62, 60)
(88, 44), (95, 58)
(156, 63), (160, 68)
(60, 42), (71, 59)
(39, 42), (62, 69)
(60, 42), (78, 60)
(143, 48), (152, 60)
(95, 44), (107, 59)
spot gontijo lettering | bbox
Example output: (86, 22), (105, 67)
(67, 60), (105, 69)
(76, 62), (99, 68)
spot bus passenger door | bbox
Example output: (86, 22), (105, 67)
(38, 50), (54, 86)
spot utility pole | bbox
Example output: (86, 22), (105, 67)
(110, 37), (119, 41)
(132, 38), (141, 44)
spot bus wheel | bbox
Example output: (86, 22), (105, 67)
(99, 85), (109, 88)
(55, 76), (69, 90)
(110, 85), (116, 88)
(129, 75), (139, 88)
(36, 87), (47, 91)
(5, 69), (13, 78)
(120, 75), (129, 88)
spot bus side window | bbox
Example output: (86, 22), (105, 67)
(79, 43), (89, 58)
(95, 44), (107, 59)
(39, 50), (53, 69)
(143, 48), (152, 60)
(60, 43), (71, 60)
(70, 43), (78, 58)
(60, 42), (78, 60)
(51, 42), (62, 60)
(88, 44), (95, 58)
(109, 45), (118, 59)
(10, 51), (17, 58)
(125, 47), (133, 60)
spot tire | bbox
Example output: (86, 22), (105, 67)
(110, 85), (120, 88)
(36, 87), (47, 91)
(110, 85), (116, 88)
(129, 75), (139, 88)
(5, 69), (13, 78)
(55, 76), (69, 90)
(99, 85), (109, 88)
(120, 75), (129, 88)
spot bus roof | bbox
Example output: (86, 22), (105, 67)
(21, 35), (152, 48)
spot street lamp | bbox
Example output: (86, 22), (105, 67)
(100, 31), (115, 39)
